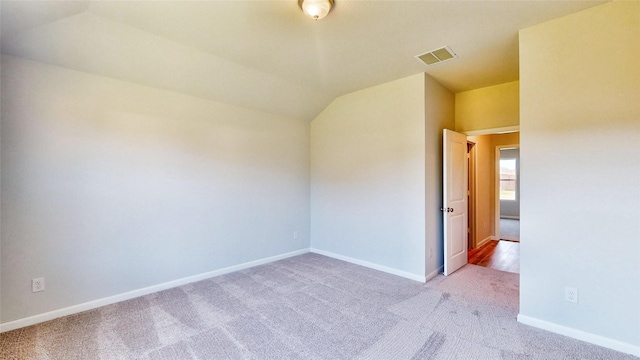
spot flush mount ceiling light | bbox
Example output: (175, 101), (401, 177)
(298, 0), (334, 20)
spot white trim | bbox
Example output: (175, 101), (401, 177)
(310, 248), (426, 283)
(0, 249), (309, 333)
(517, 314), (640, 357)
(476, 235), (493, 248)
(464, 126), (520, 136)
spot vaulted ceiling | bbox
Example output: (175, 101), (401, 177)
(1, 0), (607, 120)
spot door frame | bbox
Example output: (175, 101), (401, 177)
(467, 141), (477, 249)
(463, 126), (520, 248)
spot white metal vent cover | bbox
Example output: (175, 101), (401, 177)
(416, 46), (457, 66)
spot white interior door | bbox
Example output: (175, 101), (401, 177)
(443, 129), (468, 276)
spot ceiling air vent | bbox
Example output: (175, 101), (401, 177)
(416, 46), (457, 66)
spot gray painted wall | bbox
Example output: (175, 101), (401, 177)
(309, 73), (454, 281)
(1, 56), (311, 323)
(519, 1), (639, 352)
(310, 74), (427, 279)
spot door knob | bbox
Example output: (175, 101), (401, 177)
(440, 207), (454, 212)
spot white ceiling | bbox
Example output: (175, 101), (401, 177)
(1, 0), (607, 121)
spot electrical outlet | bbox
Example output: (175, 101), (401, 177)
(565, 287), (578, 304)
(428, 248), (433, 258)
(293, 231), (299, 240)
(32, 277), (45, 293)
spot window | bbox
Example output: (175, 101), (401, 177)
(500, 159), (517, 200)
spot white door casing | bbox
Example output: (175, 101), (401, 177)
(443, 129), (468, 276)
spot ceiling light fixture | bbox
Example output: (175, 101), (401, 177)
(298, 0), (334, 20)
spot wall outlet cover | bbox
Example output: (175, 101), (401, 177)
(564, 287), (578, 304)
(32, 277), (45, 293)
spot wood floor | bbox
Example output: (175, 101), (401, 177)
(468, 240), (520, 274)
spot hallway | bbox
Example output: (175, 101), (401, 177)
(500, 218), (520, 242)
(468, 240), (519, 274)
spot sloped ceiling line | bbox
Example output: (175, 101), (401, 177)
(1, 0), (609, 120)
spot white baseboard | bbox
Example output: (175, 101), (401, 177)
(0, 248), (309, 333)
(310, 248), (426, 283)
(517, 314), (640, 357)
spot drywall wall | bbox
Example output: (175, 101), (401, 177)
(424, 74), (455, 279)
(519, 1), (640, 355)
(455, 81), (519, 133)
(310, 74), (427, 280)
(0, 55), (311, 324)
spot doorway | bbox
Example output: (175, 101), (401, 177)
(467, 141), (476, 249)
(497, 146), (520, 242)
(465, 132), (520, 273)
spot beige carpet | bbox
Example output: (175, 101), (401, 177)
(1, 254), (635, 359)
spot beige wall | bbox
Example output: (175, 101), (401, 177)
(519, 1), (639, 354)
(468, 132), (519, 247)
(455, 81), (519, 133)
(491, 132), (519, 148)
